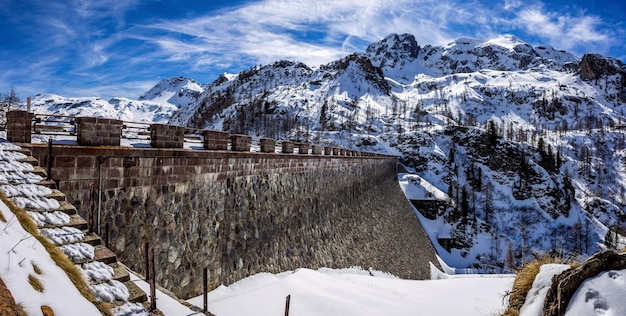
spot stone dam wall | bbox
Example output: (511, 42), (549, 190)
(27, 144), (440, 299)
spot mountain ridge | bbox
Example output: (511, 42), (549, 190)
(18, 33), (626, 271)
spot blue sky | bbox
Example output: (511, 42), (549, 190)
(1, 0), (624, 99)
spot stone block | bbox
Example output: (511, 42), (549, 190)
(150, 124), (185, 148)
(281, 141), (294, 154)
(203, 130), (230, 150)
(76, 117), (122, 146)
(312, 145), (323, 155)
(230, 134), (251, 152)
(6, 110), (33, 143)
(297, 143), (309, 155)
(260, 138), (276, 153)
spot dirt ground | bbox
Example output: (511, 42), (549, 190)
(0, 277), (24, 316)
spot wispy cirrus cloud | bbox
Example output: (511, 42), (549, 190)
(511, 6), (610, 52)
(131, 0), (620, 76)
(131, 0), (477, 71)
(2, 0), (624, 99)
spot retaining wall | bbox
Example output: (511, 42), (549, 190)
(27, 144), (439, 299)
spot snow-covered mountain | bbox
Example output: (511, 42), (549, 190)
(27, 76), (205, 123)
(138, 76), (205, 111)
(20, 33), (626, 272)
(165, 33), (626, 271)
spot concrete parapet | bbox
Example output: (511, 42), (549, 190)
(150, 124), (184, 148)
(76, 117), (122, 146)
(6, 110), (33, 143)
(203, 130), (229, 150)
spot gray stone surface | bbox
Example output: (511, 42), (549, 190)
(92, 160), (439, 298)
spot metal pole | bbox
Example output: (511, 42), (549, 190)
(88, 183), (95, 234)
(284, 295), (291, 316)
(149, 247), (156, 311)
(104, 223), (109, 248)
(203, 267), (208, 312)
(46, 139), (52, 180)
(145, 242), (150, 281)
(97, 157), (103, 235)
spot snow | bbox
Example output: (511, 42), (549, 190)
(128, 271), (203, 316)
(0, 199), (101, 316)
(399, 173), (448, 200)
(0, 170), (43, 184)
(520, 264), (570, 316)
(0, 160), (34, 172)
(81, 261), (114, 282)
(91, 280), (130, 302)
(27, 210), (70, 226)
(0, 183), (53, 197)
(0, 150), (27, 161)
(566, 269), (626, 316)
(40, 227), (85, 245)
(11, 196), (60, 211)
(59, 243), (95, 261)
(519, 265), (626, 316)
(189, 267), (514, 316)
(112, 303), (149, 316)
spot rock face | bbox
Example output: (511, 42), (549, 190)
(543, 251), (626, 316)
(579, 53), (626, 81)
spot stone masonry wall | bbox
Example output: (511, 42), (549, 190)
(27, 144), (439, 299)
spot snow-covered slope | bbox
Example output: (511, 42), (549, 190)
(138, 76), (205, 110)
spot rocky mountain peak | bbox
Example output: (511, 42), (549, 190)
(366, 33), (420, 69)
(580, 53), (626, 81)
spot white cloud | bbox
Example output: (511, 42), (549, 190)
(512, 6), (610, 51)
(503, 0), (522, 11)
(131, 0), (479, 70)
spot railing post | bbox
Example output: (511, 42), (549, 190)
(46, 139), (53, 180)
(145, 242), (150, 281)
(203, 267), (208, 312)
(148, 247), (156, 311)
(284, 294), (291, 316)
(88, 183), (96, 234)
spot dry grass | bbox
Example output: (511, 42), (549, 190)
(0, 192), (113, 316)
(32, 262), (43, 275)
(501, 256), (567, 316)
(0, 207), (5, 222)
(28, 274), (44, 292)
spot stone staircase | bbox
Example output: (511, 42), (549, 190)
(0, 141), (154, 315)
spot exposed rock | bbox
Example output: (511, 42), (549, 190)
(580, 53), (626, 81)
(543, 251), (626, 316)
(0, 277), (25, 316)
